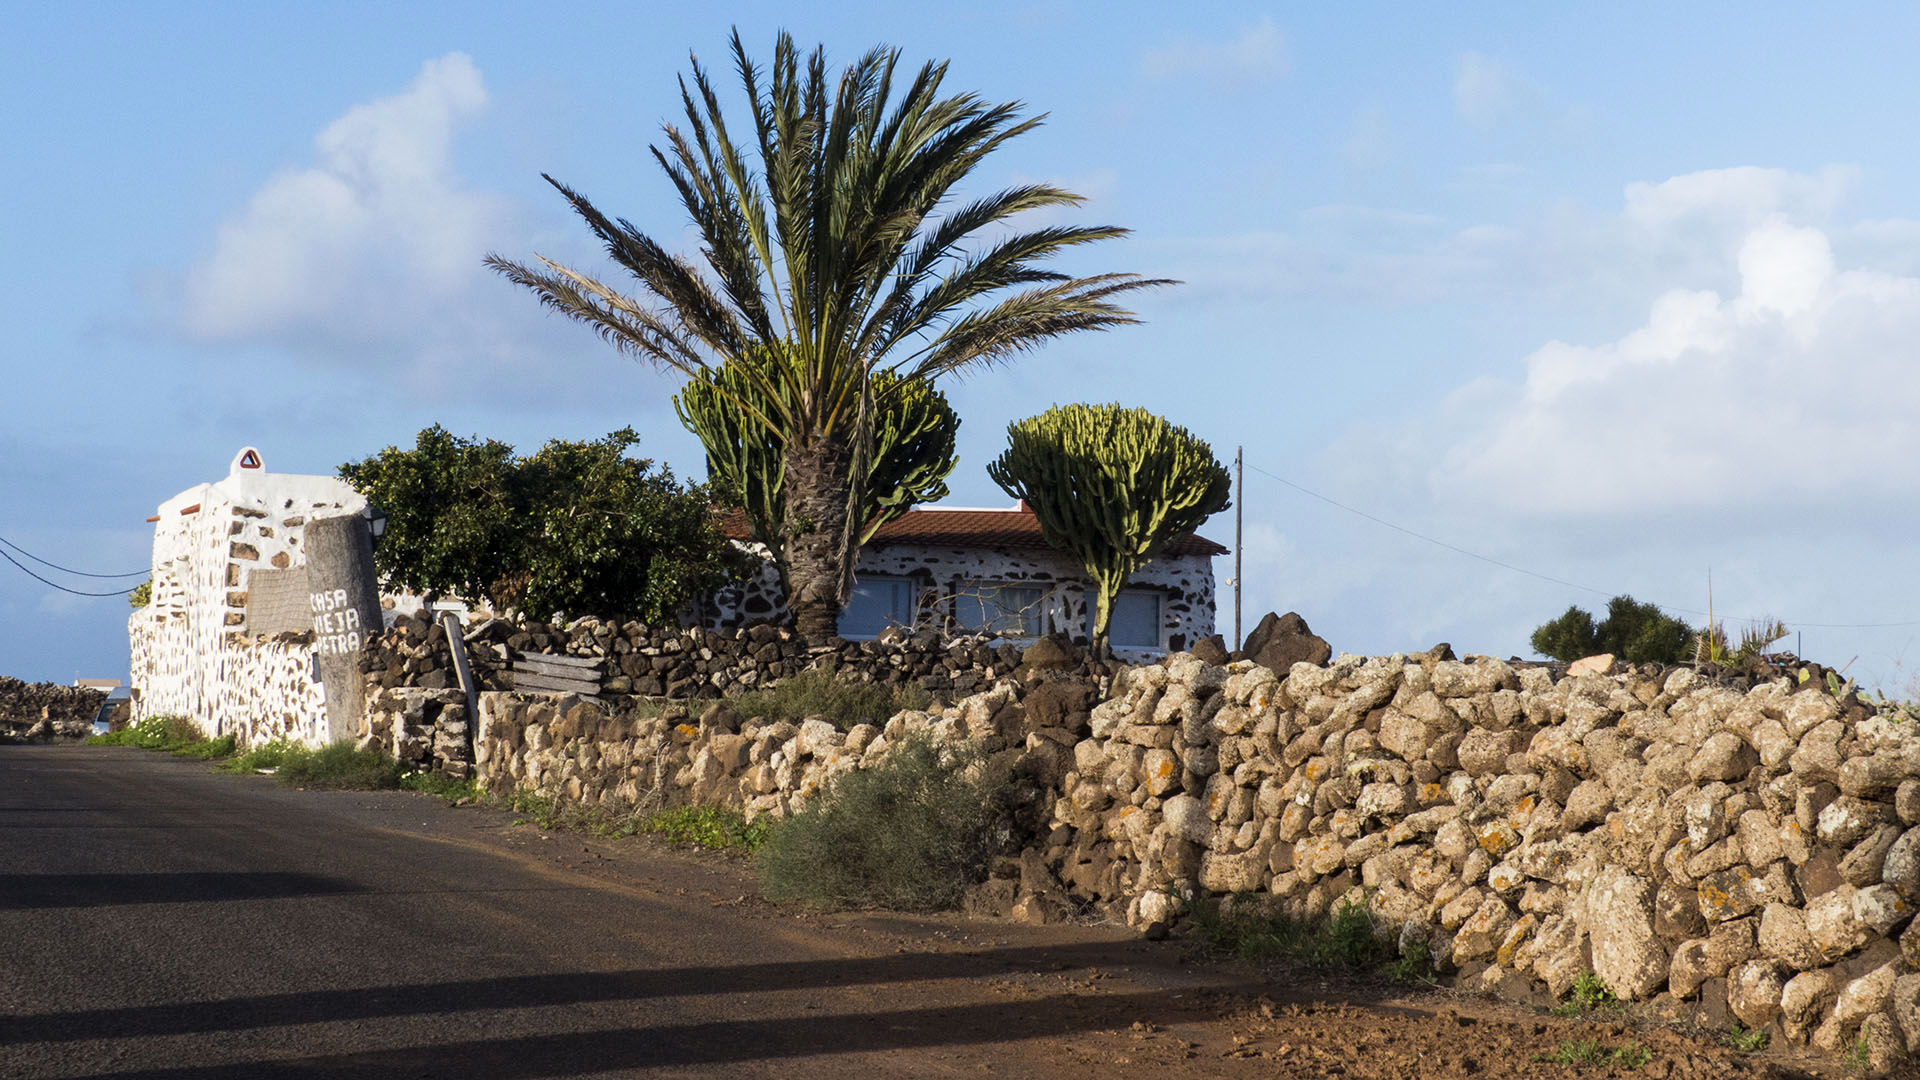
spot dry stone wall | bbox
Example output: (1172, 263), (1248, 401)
(464, 643), (1920, 1062)
(0, 677), (105, 739)
(1052, 652), (1920, 1063)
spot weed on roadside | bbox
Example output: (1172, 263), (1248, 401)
(1725, 1023), (1769, 1053)
(172, 735), (236, 760)
(1534, 1039), (1652, 1069)
(1190, 892), (1400, 973)
(634, 805), (767, 852)
(87, 715), (203, 751)
(398, 769), (479, 801)
(214, 740), (293, 773)
(1385, 938), (1437, 985)
(1551, 971), (1624, 1017)
(272, 741), (402, 790)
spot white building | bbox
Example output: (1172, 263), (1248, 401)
(128, 447), (366, 744)
(706, 503), (1224, 661)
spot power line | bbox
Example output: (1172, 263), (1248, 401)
(0, 547), (144, 597)
(0, 533), (149, 578)
(1243, 461), (1920, 632)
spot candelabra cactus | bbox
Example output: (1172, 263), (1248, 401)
(988, 403), (1230, 655)
(676, 355), (960, 558)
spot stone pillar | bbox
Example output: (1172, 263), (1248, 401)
(304, 513), (382, 743)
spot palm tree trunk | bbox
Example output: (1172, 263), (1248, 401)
(782, 435), (856, 641)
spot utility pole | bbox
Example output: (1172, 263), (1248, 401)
(1234, 445), (1244, 652)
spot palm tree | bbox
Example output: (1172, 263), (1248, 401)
(488, 30), (1168, 640)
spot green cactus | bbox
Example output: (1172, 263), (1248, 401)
(675, 353), (960, 553)
(988, 403), (1230, 656)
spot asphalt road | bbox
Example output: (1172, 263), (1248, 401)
(0, 745), (1271, 1080)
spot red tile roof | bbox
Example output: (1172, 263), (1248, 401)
(720, 505), (1228, 558)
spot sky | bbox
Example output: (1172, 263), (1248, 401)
(9, 2), (1920, 690)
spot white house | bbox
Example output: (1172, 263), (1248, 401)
(705, 502), (1224, 660)
(128, 447), (369, 744)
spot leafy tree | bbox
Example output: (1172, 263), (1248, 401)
(674, 354), (959, 559)
(1529, 595), (1694, 665)
(987, 403), (1230, 656)
(1529, 605), (1598, 663)
(487, 31), (1164, 640)
(339, 426), (738, 623)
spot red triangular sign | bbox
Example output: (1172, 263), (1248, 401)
(239, 450), (261, 469)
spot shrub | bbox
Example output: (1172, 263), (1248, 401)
(1530, 595), (1694, 665)
(272, 741), (403, 790)
(339, 425), (743, 621)
(756, 734), (1015, 911)
(730, 670), (932, 730)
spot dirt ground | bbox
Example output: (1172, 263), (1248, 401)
(505, 817), (1863, 1079)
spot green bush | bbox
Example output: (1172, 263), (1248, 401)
(272, 741), (403, 790)
(1530, 595), (1694, 665)
(730, 670), (932, 730)
(339, 425), (743, 621)
(756, 734), (1015, 911)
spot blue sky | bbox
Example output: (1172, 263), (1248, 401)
(10, 2), (1920, 689)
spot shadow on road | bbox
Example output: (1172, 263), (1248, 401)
(0, 872), (367, 911)
(8, 939), (1263, 1053)
(45, 982), (1255, 1078)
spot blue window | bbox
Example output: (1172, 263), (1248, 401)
(1089, 590), (1163, 649)
(953, 583), (1043, 638)
(838, 575), (917, 639)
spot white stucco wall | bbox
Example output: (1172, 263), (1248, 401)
(128, 448), (364, 745)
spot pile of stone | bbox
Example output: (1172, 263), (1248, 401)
(358, 614), (505, 692)
(0, 677), (105, 740)
(373, 611), (1118, 704)
(1037, 650), (1920, 1071)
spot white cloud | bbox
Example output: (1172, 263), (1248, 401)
(1338, 107), (1392, 170)
(169, 53), (628, 406)
(182, 54), (502, 341)
(1142, 17), (1289, 87)
(1453, 52), (1521, 129)
(1440, 206), (1920, 516)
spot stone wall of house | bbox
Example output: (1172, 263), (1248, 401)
(463, 643), (1920, 1065)
(702, 541), (1215, 662)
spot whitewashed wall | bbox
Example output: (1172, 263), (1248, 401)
(128, 448), (364, 745)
